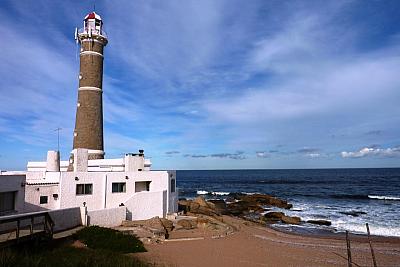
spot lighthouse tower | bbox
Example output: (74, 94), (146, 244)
(72, 12), (108, 160)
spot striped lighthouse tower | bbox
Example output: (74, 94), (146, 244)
(72, 12), (108, 160)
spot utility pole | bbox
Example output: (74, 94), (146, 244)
(54, 127), (62, 152)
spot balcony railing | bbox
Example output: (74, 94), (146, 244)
(78, 27), (107, 39)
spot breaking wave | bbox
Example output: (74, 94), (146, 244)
(368, 195), (400, 201)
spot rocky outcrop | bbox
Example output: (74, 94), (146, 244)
(281, 215), (301, 225)
(178, 197), (223, 219)
(339, 211), (367, 217)
(121, 217), (174, 238)
(263, 212), (301, 225)
(178, 194), (295, 225)
(307, 220), (331, 226)
(239, 194), (293, 209)
(264, 212), (284, 220)
(208, 199), (228, 214)
(177, 219), (197, 230)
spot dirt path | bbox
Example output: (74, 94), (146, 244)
(137, 216), (400, 267)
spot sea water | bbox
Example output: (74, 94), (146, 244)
(177, 168), (400, 237)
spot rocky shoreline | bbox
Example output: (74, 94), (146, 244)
(178, 193), (331, 227)
(115, 193), (333, 245)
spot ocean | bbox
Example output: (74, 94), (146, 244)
(176, 168), (400, 237)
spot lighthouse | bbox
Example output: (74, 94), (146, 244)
(72, 12), (108, 160)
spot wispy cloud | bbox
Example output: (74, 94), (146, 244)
(341, 146), (400, 158)
(1, 0), (400, 169)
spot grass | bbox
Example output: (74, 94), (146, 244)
(0, 246), (151, 267)
(0, 226), (151, 267)
(73, 226), (147, 253)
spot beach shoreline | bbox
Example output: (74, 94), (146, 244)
(137, 215), (400, 267)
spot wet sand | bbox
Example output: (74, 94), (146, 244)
(137, 216), (400, 267)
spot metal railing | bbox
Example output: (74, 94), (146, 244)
(0, 211), (54, 244)
(78, 27), (108, 38)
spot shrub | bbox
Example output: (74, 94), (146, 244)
(0, 247), (152, 267)
(74, 226), (147, 253)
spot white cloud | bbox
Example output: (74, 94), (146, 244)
(256, 151), (269, 158)
(341, 147), (400, 158)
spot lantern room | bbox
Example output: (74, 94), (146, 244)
(83, 12), (103, 34)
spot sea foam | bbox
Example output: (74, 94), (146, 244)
(368, 195), (400, 201)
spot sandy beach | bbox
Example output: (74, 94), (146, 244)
(137, 216), (400, 267)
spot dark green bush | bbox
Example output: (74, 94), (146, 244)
(74, 226), (147, 253)
(0, 246), (152, 267)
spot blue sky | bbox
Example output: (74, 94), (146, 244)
(0, 0), (400, 170)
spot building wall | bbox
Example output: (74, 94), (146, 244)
(24, 184), (60, 212)
(124, 190), (166, 220)
(56, 170), (175, 220)
(59, 172), (106, 210)
(0, 174), (26, 214)
(87, 206), (126, 227)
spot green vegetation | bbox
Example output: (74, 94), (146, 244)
(74, 226), (147, 253)
(0, 246), (151, 267)
(0, 226), (151, 267)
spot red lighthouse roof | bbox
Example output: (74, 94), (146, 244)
(84, 11), (102, 21)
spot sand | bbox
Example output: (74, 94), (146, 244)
(137, 216), (400, 267)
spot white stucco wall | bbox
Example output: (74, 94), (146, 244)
(24, 184), (60, 212)
(59, 172), (106, 210)
(124, 190), (166, 220)
(49, 207), (82, 232)
(87, 206), (126, 227)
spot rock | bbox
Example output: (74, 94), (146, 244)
(307, 220), (331, 226)
(264, 212), (284, 220)
(197, 217), (210, 227)
(208, 199), (228, 214)
(177, 219), (196, 230)
(240, 194), (292, 209)
(339, 211), (367, 217)
(227, 192), (246, 200)
(178, 199), (191, 213)
(281, 215), (301, 225)
(160, 218), (174, 232)
(143, 217), (167, 236)
(225, 196), (236, 203)
(193, 196), (209, 207)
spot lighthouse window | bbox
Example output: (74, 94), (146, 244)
(170, 179), (176, 193)
(112, 183), (126, 193)
(76, 184), (93, 195)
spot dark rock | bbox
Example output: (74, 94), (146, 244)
(225, 196), (236, 203)
(264, 211), (284, 219)
(208, 199), (228, 214)
(178, 199), (191, 213)
(339, 211), (367, 217)
(160, 218), (174, 232)
(281, 215), (301, 225)
(227, 192), (246, 200)
(240, 194), (292, 209)
(307, 220), (332, 226)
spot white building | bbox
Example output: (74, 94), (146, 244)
(1, 149), (178, 221)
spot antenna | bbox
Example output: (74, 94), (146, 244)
(54, 128), (62, 152)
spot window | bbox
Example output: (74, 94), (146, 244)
(0, 191), (16, 213)
(112, 182), (126, 193)
(170, 179), (176, 193)
(40, 196), (48, 204)
(76, 184), (93, 195)
(135, 181), (151, 192)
